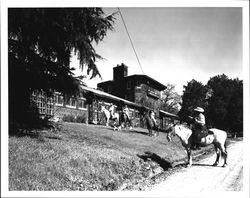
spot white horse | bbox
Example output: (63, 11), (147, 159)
(100, 106), (119, 127)
(166, 123), (228, 167)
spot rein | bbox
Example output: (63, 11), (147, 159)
(166, 124), (185, 150)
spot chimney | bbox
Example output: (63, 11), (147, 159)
(113, 63), (128, 81)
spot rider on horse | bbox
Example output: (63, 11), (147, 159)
(109, 103), (115, 119)
(190, 107), (206, 149)
(123, 105), (132, 126)
(149, 110), (157, 128)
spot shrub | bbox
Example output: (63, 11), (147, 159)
(62, 114), (75, 123)
(75, 115), (86, 123)
(62, 114), (87, 123)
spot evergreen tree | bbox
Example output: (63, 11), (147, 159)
(9, 8), (115, 124)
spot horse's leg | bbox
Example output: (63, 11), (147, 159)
(106, 117), (109, 126)
(216, 142), (228, 167)
(186, 147), (192, 167)
(149, 128), (152, 137)
(221, 143), (228, 167)
(213, 144), (220, 166)
(155, 125), (159, 136)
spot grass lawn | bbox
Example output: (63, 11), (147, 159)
(9, 122), (217, 191)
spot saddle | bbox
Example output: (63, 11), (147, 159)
(192, 126), (214, 143)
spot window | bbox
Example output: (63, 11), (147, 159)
(78, 98), (87, 110)
(127, 81), (131, 90)
(31, 90), (54, 116)
(136, 80), (141, 87)
(55, 94), (64, 106)
(66, 98), (76, 108)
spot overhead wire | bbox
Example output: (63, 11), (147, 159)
(117, 8), (145, 75)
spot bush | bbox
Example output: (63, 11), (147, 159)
(62, 114), (86, 123)
(62, 114), (75, 123)
(75, 115), (86, 123)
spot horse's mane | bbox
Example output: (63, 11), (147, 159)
(174, 123), (192, 134)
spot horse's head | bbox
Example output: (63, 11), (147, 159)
(166, 123), (176, 142)
(100, 105), (105, 112)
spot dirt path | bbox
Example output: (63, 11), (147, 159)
(151, 140), (243, 191)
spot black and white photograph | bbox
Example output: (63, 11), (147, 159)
(1, 0), (249, 197)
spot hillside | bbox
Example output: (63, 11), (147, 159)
(9, 122), (217, 191)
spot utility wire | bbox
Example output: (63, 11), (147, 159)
(117, 8), (145, 75)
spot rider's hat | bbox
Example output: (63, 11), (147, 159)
(193, 107), (204, 113)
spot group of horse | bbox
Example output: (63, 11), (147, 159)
(100, 105), (131, 130)
(100, 105), (158, 135)
(100, 105), (228, 168)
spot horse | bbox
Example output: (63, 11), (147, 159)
(100, 106), (119, 127)
(145, 114), (159, 137)
(166, 123), (228, 167)
(116, 112), (133, 130)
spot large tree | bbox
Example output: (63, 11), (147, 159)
(226, 79), (243, 136)
(207, 74), (243, 134)
(160, 83), (181, 114)
(179, 74), (243, 136)
(9, 8), (115, 123)
(178, 79), (209, 123)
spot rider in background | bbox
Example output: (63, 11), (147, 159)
(123, 105), (132, 127)
(149, 110), (157, 128)
(109, 103), (115, 119)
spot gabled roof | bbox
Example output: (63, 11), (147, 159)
(126, 75), (166, 90)
(80, 85), (141, 108)
(98, 74), (166, 91)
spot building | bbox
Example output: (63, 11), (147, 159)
(31, 85), (144, 126)
(30, 65), (179, 128)
(97, 63), (167, 112)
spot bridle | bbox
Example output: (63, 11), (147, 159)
(166, 122), (177, 141)
(166, 122), (185, 150)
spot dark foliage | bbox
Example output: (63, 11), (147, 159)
(8, 8), (115, 129)
(178, 79), (208, 122)
(207, 74), (243, 135)
(179, 74), (243, 136)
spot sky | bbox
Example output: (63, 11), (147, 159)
(71, 7), (242, 94)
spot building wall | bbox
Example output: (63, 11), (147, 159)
(30, 88), (172, 129)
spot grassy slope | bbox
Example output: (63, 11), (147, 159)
(9, 122), (216, 191)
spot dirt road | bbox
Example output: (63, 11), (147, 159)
(151, 140), (243, 191)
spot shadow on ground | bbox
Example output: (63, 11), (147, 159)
(105, 127), (150, 136)
(192, 163), (224, 168)
(137, 151), (172, 171)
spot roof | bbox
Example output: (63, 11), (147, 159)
(127, 75), (166, 90)
(159, 110), (179, 119)
(98, 74), (167, 91)
(80, 85), (141, 108)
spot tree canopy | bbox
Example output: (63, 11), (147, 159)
(9, 8), (115, 122)
(207, 74), (243, 134)
(160, 83), (181, 114)
(179, 74), (243, 137)
(178, 79), (209, 122)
